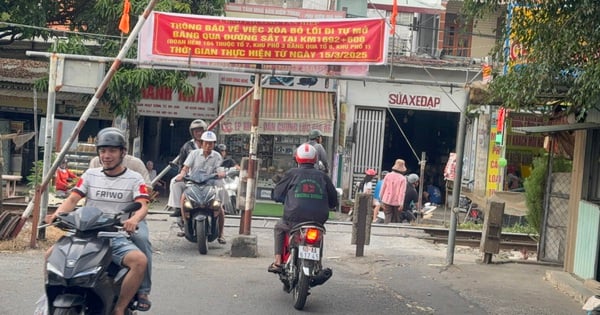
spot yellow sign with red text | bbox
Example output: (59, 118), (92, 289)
(486, 127), (502, 196)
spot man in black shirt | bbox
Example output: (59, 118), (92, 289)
(268, 143), (338, 273)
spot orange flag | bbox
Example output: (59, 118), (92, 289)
(118, 0), (131, 34)
(390, 0), (398, 35)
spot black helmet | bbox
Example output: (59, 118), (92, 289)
(189, 119), (208, 137)
(96, 128), (126, 149)
(308, 129), (323, 140)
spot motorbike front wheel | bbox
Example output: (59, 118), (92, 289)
(196, 220), (208, 255)
(292, 271), (310, 310)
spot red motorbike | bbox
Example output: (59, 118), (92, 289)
(278, 221), (332, 310)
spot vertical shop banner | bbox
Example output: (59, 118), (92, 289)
(504, 4), (532, 73)
(138, 12), (388, 67)
(486, 127), (502, 196)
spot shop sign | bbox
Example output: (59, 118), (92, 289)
(220, 118), (333, 137)
(486, 127), (502, 196)
(219, 73), (336, 92)
(138, 12), (389, 66)
(388, 92), (441, 110)
(347, 81), (466, 113)
(136, 73), (219, 119)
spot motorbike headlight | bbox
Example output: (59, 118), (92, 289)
(212, 199), (221, 209)
(183, 199), (193, 210)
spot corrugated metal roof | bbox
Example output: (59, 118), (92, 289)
(512, 123), (600, 135)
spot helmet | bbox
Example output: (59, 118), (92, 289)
(381, 171), (389, 177)
(294, 143), (317, 164)
(365, 169), (377, 176)
(308, 129), (323, 140)
(217, 144), (227, 151)
(407, 173), (420, 184)
(189, 119), (208, 137)
(96, 128), (126, 149)
(200, 130), (217, 142)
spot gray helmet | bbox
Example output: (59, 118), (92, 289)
(217, 144), (227, 151)
(96, 128), (126, 149)
(308, 129), (323, 140)
(189, 119), (208, 137)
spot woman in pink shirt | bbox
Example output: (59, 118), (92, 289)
(379, 159), (407, 223)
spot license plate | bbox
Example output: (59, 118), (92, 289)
(298, 245), (320, 261)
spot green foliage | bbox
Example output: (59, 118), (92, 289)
(3, 0), (224, 148)
(523, 154), (572, 234)
(461, 1), (600, 114)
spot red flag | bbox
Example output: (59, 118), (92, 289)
(118, 0), (131, 34)
(390, 0), (398, 35)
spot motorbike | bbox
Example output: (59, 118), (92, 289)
(43, 202), (142, 315)
(278, 221), (333, 310)
(181, 169), (231, 254)
(458, 195), (484, 224)
(222, 168), (240, 215)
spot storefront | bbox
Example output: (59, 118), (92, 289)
(343, 78), (469, 199)
(218, 74), (336, 198)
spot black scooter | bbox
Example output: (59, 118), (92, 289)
(181, 170), (231, 254)
(44, 202), (142, 315)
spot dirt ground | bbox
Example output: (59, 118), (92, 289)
(0, 222), (62, 252)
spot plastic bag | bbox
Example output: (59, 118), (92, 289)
(33, 294), (48, 315)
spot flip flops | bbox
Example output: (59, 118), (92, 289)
(135, 294), (152, 312)
(268, 263), (283, 274)
(218, 237), (227, 244)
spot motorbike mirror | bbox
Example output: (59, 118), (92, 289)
(122, 202), (142, 214)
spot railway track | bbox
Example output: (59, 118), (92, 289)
(418, 226), (538, 252)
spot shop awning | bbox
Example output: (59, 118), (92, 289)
(512, 122), (600, 135)
(219, 86), (335, 136)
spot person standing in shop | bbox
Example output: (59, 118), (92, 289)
(379, 159), (408, 223)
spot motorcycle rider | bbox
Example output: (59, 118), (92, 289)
(167, 119), (208, 217)
(216, 143), (240, 169)
(268, 143), (338, 273)
(45, 128), (152, 314)
(307, 129), (329, 174)
(174, 130), (227, 244)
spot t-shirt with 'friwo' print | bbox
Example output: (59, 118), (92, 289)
(73, 167), (149, 218)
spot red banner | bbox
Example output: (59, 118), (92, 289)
(148, 12), (387, 65)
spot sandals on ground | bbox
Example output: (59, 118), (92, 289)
(217, 237), (227, 244)
(268, 262), (283, 274)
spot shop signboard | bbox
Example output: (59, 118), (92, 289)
(347, 81), (466, 113)
(136, 73), (219, 119)
(486, 127), (502, 196)
(219, 73), (336, 92)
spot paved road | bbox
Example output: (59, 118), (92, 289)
(0, 212), (584, 314)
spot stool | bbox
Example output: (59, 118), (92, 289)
(2, 175), (22, 198)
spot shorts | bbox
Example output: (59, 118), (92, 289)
(373, 199), (381, 207)
(111, 236), (141, 266)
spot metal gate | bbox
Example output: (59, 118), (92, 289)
(350, 108), (385, 198)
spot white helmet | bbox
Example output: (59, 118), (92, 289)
(295, 143), (317, 164)
(189, 119), (208, 137)
(200, 131), (217, 142)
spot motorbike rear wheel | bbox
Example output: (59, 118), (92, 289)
(53, 307), (83, 315)
(292, 271), (310, 310)
(196, 220), (208, 255)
